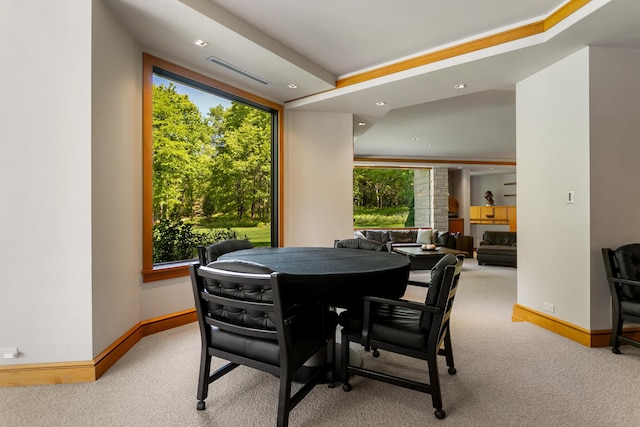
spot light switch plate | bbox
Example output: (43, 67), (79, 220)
(566, 190), (575, 204)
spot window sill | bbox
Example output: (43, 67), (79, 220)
(142, 261), (196, 283)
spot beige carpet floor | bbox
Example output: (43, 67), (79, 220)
(1, 258), (639, 426)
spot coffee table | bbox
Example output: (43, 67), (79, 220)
(393, 246), (469, 270)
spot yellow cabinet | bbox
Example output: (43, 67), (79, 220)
(470, 206), (481, 220)
(470, 205), (516, 229)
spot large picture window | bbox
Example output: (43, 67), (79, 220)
(353, 167), (415, 228)
(142, 54), (283, 282)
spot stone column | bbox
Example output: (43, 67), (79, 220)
(430, 167), (449, 231)
(413, 169), (431, 227)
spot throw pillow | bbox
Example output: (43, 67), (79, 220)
(416, 228), (432, 244)
(354, 230), (366, 239)
(435, 231), (451, 247)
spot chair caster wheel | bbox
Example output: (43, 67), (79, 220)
(343, 383), (352, 392)
(434, 409), (446, 419)
(448, 367), (457, 375)
(612, 347), (621, 354)
(372, 349), (380, 358)
(197, 401), (206, 411)
(327, 382), (336, 389)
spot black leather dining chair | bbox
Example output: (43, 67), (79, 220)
(189, 259), (338, 427)
(602, 245), (640, 353)
(339, 254), (463, 420)
(197, 239), (253, 265)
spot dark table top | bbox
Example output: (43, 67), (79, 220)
(218, 247), (411, 307)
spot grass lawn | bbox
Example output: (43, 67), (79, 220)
(233, 226), (271, 247)
(353, 206), (409, 228)
(189, 206), (410, 248)
(192, 219), (272, 247)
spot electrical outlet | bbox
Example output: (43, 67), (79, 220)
(1, 347), (19, 359)
(543, 302), (555, 313)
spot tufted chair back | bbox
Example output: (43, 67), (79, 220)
(601, 245), (640, 354)
(189, 260), (338, 426)
(612, 243), (640, 300)
(203, 260), (276, 331)
(197, 239), (253, 265)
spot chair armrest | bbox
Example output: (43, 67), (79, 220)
(608, 277), (640, 287)
(407, 279), (430, 288)
(363, 295), (441, 314)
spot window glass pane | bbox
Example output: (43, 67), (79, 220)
(353, 168), (415, 228)
(152, 73), (273, 264)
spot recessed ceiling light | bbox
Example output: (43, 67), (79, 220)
(193, 39), (207, 47)
(375, 101), (387, 106)
(413, 137), (420, 141)
(288, 83), (298, 89)
(357, 122), (366, 126)
(454, 83), (467, 89)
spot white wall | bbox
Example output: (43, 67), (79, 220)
(517, 47), (592, 329)
(284, 111), (354, 246)
(518, 46), (640, 331)
(140, 277), (195, 320)
(0, 0), (94, 364)
(588, 47), (640, 328)
(470, 173), (516, 206)
(91, 0), (144, 355)
(0, 1), (355, 369)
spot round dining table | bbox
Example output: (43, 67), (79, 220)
(217, 246), (411, 379)
(217, 246), (411, 308)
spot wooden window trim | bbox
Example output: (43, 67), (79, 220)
(141, 53), (284, 283)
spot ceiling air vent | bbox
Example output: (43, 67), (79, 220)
(206, 56), (271, 85)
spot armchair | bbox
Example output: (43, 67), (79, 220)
(339, 254), (463, 420)
(601, 245), (640, 353)
(189, 259), (337, 427)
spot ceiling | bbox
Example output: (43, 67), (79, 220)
(104, 0), (640, 174)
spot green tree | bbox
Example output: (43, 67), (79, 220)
(152, 83), (214, 221)
(208, 103), (271, 220)
(353, 168), (414, 208)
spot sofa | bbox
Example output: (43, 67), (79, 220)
(355, 228), (459, 253)
(476, 231), (517, 267)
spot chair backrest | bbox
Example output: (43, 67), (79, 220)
(191, 260), (278, 342)
(190, 259), (328, 369)
(420, 254), (463, 340)
(198, 239), (254, 265)
(334, 238), (388, 252)
(602, 244), (640, 301)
